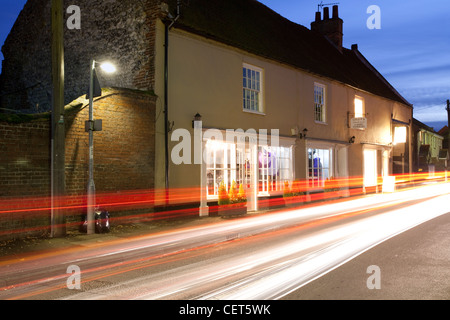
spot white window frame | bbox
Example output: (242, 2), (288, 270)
(205, 139), (294, 199)
(205, 140), (238, 200)
(307, 147), (333, 188)
(314, 83), (327, 123)
(243, 63), (264, 114)
(258, 145), (293, 196)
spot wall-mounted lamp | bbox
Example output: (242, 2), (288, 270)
(299, 128), (308, 139)
(192, 113), (202, 128)
(349, 136), (356, 144)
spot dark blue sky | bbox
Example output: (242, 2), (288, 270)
(0, 0), (27, 61)
(1, 0), (449, 129)
(258, 0), (450, 130)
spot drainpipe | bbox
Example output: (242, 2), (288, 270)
(164, 23), (169, 192)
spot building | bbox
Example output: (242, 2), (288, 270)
(438, 126), (449, 150)
(412, 118), (444, 172)
(0, 0), (413, 220)
(159, 0), (413, 214)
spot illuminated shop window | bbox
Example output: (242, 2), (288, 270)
(308, 148), (332, 188)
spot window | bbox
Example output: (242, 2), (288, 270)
(314, 83), (326, 123)
(205, 140), (252, 199)
(258, 146), (293, 194)
(206, 140), (237, 199)
(308, 148), (332, 188)
(205, 140), (293, 199)
(354, 96), (364, 118)
(243, 64), (263, 113)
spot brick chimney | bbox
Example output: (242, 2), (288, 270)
(311, 5), (343, 50)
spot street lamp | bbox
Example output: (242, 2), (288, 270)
(86, 59), (116, 234)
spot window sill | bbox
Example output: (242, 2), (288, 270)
(315, 120), (328, 125)
(243, 109), (266, 116)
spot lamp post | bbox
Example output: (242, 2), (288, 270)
(86, 59), (116, 234)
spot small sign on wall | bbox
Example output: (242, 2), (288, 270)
(351, 117), (367, 129)
(85, 119), (103, 132)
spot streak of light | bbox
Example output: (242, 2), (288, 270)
(197, 194), (450, 300)
(1, 182), (448, 300)
(0, 171), (448, 237)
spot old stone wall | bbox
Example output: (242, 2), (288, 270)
(0, 0), (162, 113)
(0, 88), (156, 240)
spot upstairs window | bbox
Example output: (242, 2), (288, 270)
(243, 64), (263, 113)
(354, 96), (365, 118)
(314, 83), (326, 123)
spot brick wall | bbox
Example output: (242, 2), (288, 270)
(0, 88), (156, 240)
(0, 0), (162, 113)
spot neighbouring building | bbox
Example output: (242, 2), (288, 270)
(0, 0), (413, 225)
(412, 118), (444, 172)
(438, 126), (449, 150)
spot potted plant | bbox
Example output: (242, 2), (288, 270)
(283, 180), (305, 207)
(217, 180), (247, 217)
(324, 177), (341, 200)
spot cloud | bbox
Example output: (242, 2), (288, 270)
(398, 86), (449, 108)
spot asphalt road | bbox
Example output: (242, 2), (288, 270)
(283, 211), (450, 300)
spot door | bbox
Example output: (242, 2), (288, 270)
(364, 148), (377, 187)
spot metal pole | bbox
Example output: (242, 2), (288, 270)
(87, 59), (96, 234)
(446, 100), (450, 149)
(51, 0), (66, 237)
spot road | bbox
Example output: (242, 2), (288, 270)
(283, 211), (450, 300)
(0, 182), (449, 301)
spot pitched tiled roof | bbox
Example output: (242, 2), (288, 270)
(438, 126), (448, 136)
(413, 118), (439, 134)
(166, 0), (412, 107)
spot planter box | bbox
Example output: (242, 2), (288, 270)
(284, 196), (303, 208)
(324, 189), (342, 201)
(217, 203), (247, 217)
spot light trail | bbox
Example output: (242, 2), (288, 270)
(197, 193), (450, 300)
(0, 171), (447, 237)
(0, 181), (448, 300)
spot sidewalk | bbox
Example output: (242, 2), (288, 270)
(0, 209), (266, 259)
(0, 214), (221, 258)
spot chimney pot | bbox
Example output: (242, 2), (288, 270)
(332, 5), (339, 19)
(315, 11), (321, 22)
(323, 7), (330, 20)
(310, 5), (344, 51)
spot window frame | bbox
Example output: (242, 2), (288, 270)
(307, 147), (333, 189)
(243, 63), (264, 114)
(258, 145), (293, 196)
(314, 83), (327, 124)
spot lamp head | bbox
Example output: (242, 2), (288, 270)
(100, 62), (116, 73)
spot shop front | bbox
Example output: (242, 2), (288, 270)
(200, 129), (296, 214)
